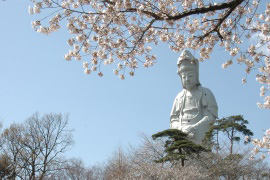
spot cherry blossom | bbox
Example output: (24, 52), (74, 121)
(251, 129), (270, 159)
(28, 0), (270, 108)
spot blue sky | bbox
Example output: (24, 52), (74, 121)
(0, 1), (269, 166)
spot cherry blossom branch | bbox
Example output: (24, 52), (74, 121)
(167, 0), (245, 20)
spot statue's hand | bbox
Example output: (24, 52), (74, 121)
(187, 132), (194, 138)
(181, 125), (196, 138)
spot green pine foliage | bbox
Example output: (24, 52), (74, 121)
(204, 115), (253, 154)
(152, 129), (208, 166)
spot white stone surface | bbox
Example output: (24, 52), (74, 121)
(170, 50), (218, 144)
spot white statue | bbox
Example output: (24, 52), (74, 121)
(170, 50), (218, 144)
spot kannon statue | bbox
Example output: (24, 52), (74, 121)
(170, 50), (218, 144)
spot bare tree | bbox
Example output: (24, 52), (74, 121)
(29, 132), (269, 180)
(103, 146), (130, 180)
(102, 134), (270, 180)
(0, 123), (25, 179)
(126, 134), (208, 180)
(50, 158), (101, 180)
(0, 154), (12, 179)
(0, 113), (74, 180)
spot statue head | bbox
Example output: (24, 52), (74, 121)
(177, 50), (200, 90)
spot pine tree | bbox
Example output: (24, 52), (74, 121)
(204, 115), (253, 155)
(152, 129), (208, 166)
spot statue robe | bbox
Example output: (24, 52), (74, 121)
(170, 86), (218, 144)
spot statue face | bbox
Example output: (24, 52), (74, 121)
(181, 71), (197, 90)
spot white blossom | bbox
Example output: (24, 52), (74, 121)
(32, 21), (41, 27)
(119, 74), (125, 80)
(28, 0), (270, 109)
(222, 60), (233, 69)
(244, 136), (250, 142)
(28, 6), (34, 15)
(129, 71), (134, 76)
(91, 66), (97, 71)
(251, 129), (270, 159)
(114, 69), (119, 75)
(252, 147), (260, 154)
(64, 54), (71, 61)
(84, 69), (91, 74)
(98, 72), (103, 77)
(118, 63), (123, 70)
(260, 154), (266, 159)
(83, 62), (89, 69)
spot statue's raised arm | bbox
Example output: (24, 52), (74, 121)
(170, 50), (218, 144)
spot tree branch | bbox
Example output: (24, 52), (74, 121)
(168, 0), (245, 20)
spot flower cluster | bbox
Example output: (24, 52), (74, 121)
(222, 60), (233, 69)
(250, 129), (270, 160)
(28, 0), (270, 106)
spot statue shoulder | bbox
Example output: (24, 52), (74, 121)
(175, 90), (185, 100)
(171, 90), (185, 116)
(201, 87), (218, 118)
(202, 87), (215, 98)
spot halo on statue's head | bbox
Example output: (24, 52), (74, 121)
(177, 50), (201, 88)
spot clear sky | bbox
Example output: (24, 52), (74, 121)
(0, 1), (269, 166)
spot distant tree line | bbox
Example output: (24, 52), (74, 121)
(0, 114), (269, 179)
